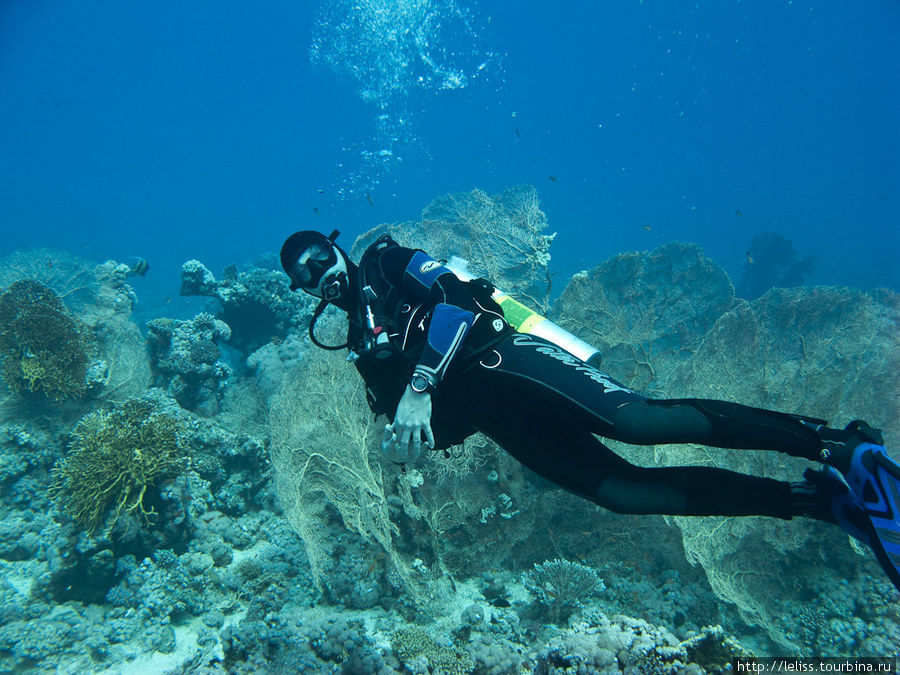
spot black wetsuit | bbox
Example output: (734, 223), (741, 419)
(342, 239), (830, 520)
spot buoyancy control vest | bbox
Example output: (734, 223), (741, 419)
(347, 235), (514, 418)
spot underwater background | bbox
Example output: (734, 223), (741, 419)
(0, 1), (898, 673)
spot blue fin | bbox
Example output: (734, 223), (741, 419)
(805, 467), (870, 545)
(845, 443), (900, 592)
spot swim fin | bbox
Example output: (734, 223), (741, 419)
(802, 467), (870, 545)
(843, 441), (900, 593)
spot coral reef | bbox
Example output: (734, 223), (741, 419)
(0, 248), (99, 313)
(393, 624), (473, 673)
(2, 186), (898, 672)
(146, 313), (232, 415)
(523, 558), (605, 624)
(0, 258), (149, 405)
(180, 259), (314, 353)
(552, 242), (734, 394)
(245, 331), (310, 402)
(0, 280), (91, 401)
(81, 260), (152, 401)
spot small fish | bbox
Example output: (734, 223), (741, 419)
(643, 225), (652, 231)
(126, 257), (149, 277)
(515, 128), (521, 138)
(164, 297), (171, 304)
(548, 176), (557, 182)
(313, 207), (320, 216)
(745, 251), (755, 266)
(735, 209), (744, 217)
(365, 193), (374, 206)
(317, 189), (325, 194)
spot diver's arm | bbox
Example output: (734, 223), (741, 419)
(380, 248), (474, 463)
(382, 248), (476, 386)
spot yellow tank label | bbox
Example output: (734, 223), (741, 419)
(496, 294), (542, 331)
(518, 313), (545, 334)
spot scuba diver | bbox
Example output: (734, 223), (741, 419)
(280, 229), (900, 592)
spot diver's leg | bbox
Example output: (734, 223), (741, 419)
(610, 397), (882, 471)
(465, 335), (900, 588)
(479, 417), (830, 520)
(478, 333), (870, 469)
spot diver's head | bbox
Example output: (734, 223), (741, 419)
(280, 229), (349, 301)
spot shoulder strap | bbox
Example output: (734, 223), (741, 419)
(358, 234), (402, 310)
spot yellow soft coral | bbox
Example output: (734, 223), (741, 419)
(20, 354), (45, 391)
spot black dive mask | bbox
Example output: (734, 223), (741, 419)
(281, 229), (348, 299)
(281, 229), (352, 351)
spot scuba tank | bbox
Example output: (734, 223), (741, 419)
(444, 257), (603, 368)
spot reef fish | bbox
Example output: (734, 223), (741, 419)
(127, 257), (149, 277)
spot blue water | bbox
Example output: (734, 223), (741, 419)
(2, 0), (898, 298)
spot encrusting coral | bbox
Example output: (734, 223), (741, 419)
(0, 279), (91, 401)
(49, 398), (188, 535)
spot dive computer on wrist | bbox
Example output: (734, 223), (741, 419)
(410, 372), (435, 394)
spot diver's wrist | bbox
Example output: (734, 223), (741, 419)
(410, 370), (437, 394)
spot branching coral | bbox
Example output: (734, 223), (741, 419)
(49, 398), (188, 535)
(0, 280), (91, 401)
(523, 558), (605, 623)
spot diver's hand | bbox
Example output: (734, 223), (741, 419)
(383, 386), (435, 464)
(382, 425), (418, 464)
